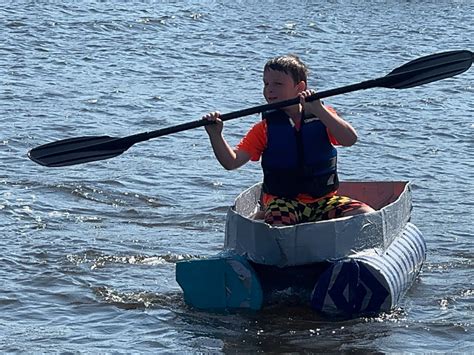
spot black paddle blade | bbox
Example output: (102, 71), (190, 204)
(382, 50), (473, 89)
(28, 136), (133, 167)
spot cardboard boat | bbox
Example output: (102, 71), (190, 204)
(176, 181), (426, 316)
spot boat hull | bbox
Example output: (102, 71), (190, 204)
(225, 181), (414, 266)
(176, 181), (427, 316)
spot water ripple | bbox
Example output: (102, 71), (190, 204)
(1, 1), (473, 353)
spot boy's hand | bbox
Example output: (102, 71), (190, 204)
(299, 89), (324, 115)
(202, 111), (223, 136)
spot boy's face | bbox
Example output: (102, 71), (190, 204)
(263, 69), (305, 103)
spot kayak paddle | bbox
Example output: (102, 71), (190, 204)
(28, 50), (473, 167)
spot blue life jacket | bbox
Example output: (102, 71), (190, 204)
(261, 109), (339, 199)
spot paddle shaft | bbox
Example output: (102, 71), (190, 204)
(131, 76), (391, 144)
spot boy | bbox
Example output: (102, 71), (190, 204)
(202, 54), (373, 225)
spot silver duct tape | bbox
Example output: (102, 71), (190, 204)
(314, 222), (426, 315)
(225, 181), (414, 267)
(350, 222), (426, 310)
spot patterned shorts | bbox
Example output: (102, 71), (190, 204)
(264, 195), (369, 225)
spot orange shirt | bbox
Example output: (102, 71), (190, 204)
(235, 108), (340, 204)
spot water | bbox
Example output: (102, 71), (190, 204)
(1, 1), (472, 352)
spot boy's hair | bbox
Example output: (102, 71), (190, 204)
(264, 54), (308, 85)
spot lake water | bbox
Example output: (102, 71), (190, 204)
(1, 1), (472, 352)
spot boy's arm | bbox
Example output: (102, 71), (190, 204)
(300, 91), (358, 146)
(208, 133), (251, 170)
(203, 112), (251, 170)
